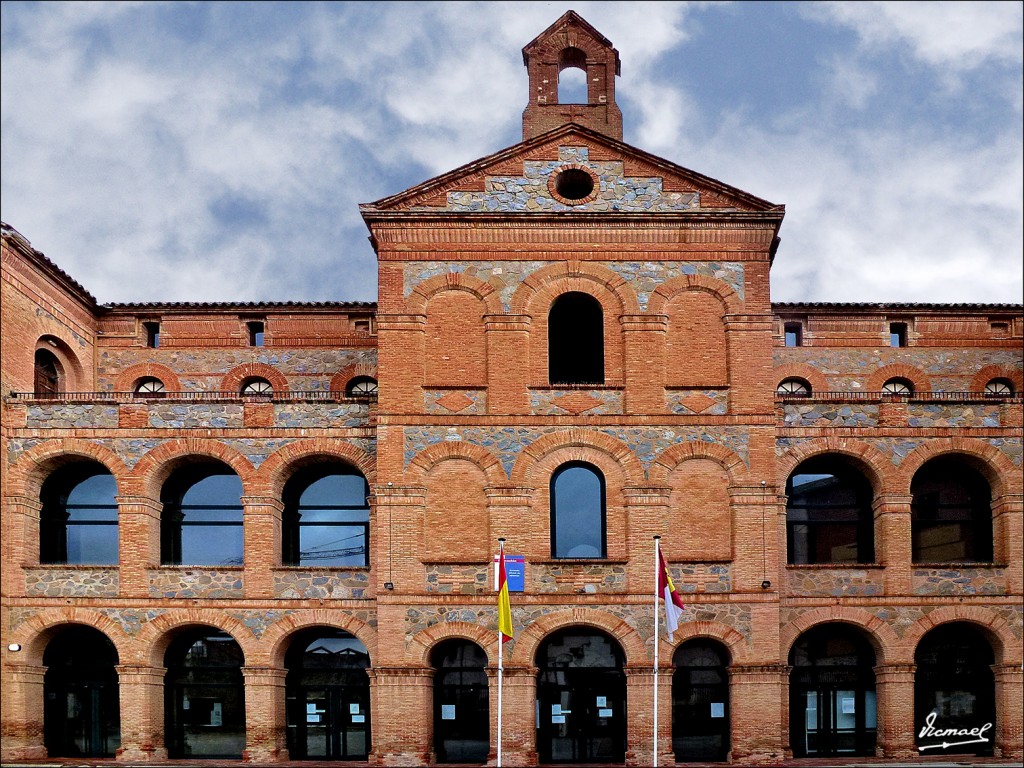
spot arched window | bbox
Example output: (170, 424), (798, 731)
(40, 463), (119, 565)
(777, 378), (811, 396)
(283, 464), (370, 567)
(165, 628), (245, 759)
(549, 292), (604, 385)
(786, 457), (875, 564)
(911, 457), (993, 563)
(536, 628), (626, 763)
(34, 348), (62, 397)
(285, 629), (371, 760)
(241, 377), (273, 396)
(345, 376), (378, 397)
(672, 640), (730, 762)
(432, 639), (489, 763)
(914, 623), (995, 756)
(557, 47), (588, 104)
(984, 378), (1013, 397)
(789, 624), (877, 757)
(881, 378), (913, 396)
(550, 462), (606, 558)
(161, 464), (244, 566)
(44, 626), (120, 758)
(134, 377), (166, 397)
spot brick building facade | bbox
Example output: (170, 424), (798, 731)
(2, 12), (1021, 766)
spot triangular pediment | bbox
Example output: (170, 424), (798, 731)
(360, 124), (783, 216)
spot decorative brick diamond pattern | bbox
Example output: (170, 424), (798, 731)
(552, 392), (603, 415)
(678, 393), (717, 414)
(435, 391), (475, 413)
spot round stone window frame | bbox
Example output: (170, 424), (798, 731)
(548, 164), (601, 206)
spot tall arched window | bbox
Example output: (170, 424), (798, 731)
(34, 348), (62, 396)
(432, 639), (489, 763)
(44, 625), (120, 758)
(283, 464), (370, 567)
(285, 629), (371, 760)
(161, 464), (244, 566)
(789, 624), (877, 757)
(911, 457), (993, 563)
(165, 628), (245, 759)
(40, 463), (119, 565)
(550, 462), (606, 558)
(786, 457), (875, 564)
(672, 639), (730, 762)
(549, 292), (604, 385)
(914, 623), (995, 756)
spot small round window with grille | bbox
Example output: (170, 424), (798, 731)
(777, 378), (811, 396)
(984, 378), (1013, 397)
(134, 378), (166, 397)
(241, 378), (273, 396)
(346, 377), (378, 397)
(881, 378), (913, 396)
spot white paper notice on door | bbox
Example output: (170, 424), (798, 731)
(350, 703), (361, 714)
(598, 708), (613, 718)
(710, 702), (725, 718)
(441, 705), (456, 720)
(552, 715), (566, 724)
(842, 698), (855, 714)
(551, 704), (561, 715)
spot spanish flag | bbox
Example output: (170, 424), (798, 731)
(497, 546), (514, 643)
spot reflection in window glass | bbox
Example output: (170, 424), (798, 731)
(161, 469), (244, 566)
(41, 465), (119, 565)
(911, 458), (992, 563)
(786, 459), (874, 564)
(284, 467), (370, 567)
(551, 463), (606, 558)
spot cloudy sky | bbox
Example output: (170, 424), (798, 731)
(2, 1), (1021, 305)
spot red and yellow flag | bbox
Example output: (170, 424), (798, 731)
(497, 547), (513, 643)
(658, 547), (685, 639)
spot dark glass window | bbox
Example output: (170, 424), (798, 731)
(786, 458), (875, 564)
(165, 628), (245, 759)
(550, 462), (606, 558)
(44, 626), (121, 758)
(241, 377), (273, 396)
(911, 458), (993, 563)
(40, 464), (119, 565)
(346, 377), (378, 397)
(889, 322), (907, 348)
(882, 378), (913, 396)
(134, 377), (166, 397)
(914, 623), (995, 756)
(161, 465), (244, 566)
(673, 640), (730, 762)
(777, 378), (811, 396)
(247, 321), (265, 347)
(984, 378), (1013, 397)
(789, 624), (877, 757)
(432, 640), (489, 763)
(144, 322), (160, 348)
(283, 465), (370, 567)
(34, 348), (61, 396)
(549, 292), (604, 385)
(784, 322), (803, 347)
(286, 629), (371, 760)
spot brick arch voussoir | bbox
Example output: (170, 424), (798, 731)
(509, 608), (648, 666)
(220, 362), (289, 394)
(970, 365), (1023, 394)
(406, 272), (502, 316)
(329, 364), (378, 395)
(779, 606), (897, 666)
(648, 274), (742, 316)
(262, 610), (378, 668)
(776, 437), (894, 496)
(408, 622), (499, 667)
(135, 609), (253, 667)
(35, 334), (86, 391)
(772, 363), (830, 395)
(254, 438), (376, 497)
(8, 438), (131, 497)
(894, 437), (1022, 497)
(407, 441), (508, 485)
(131, 439), (256, 499)
(114, 363), (182, 393)
(510, 261), (640, 315)
(902, 606), (1017, 666)
(667, 621), (749, 665)
(649, 442), (750, 487)
(866, 363), (931, 393)
(12, 608), (130, 666)
(511, 429), (645, 485)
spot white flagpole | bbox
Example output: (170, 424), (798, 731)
(497, 537), (505, 768)
(653, 535), (661, 768)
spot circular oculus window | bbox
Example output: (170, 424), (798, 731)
(548, 166), (599, 205)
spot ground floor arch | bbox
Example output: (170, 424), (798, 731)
(431, 638), (489, 763)
(672, 638), (730, 762)
(43, 625), (120, 758)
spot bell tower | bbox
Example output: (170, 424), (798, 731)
(522, 11), (622, 141)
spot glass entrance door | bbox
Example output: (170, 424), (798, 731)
(797, 687), (876, 756)
(290, 685), (369, 760)
(672, 640), (730, 761)
(433, 640), (489, 763)
(536, 629), (626, 764)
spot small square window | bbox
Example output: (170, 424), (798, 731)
(889, 322), (907, 348)
(784, 322), (803, 347)
(143, 322), (160, 349)
(354, 319), (370, 333)
(990, 322), (1008, 338)
(247, 321), (265, 347)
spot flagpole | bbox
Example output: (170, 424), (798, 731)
(497, 537), (505, 768)
(653, 535), (661, 768)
